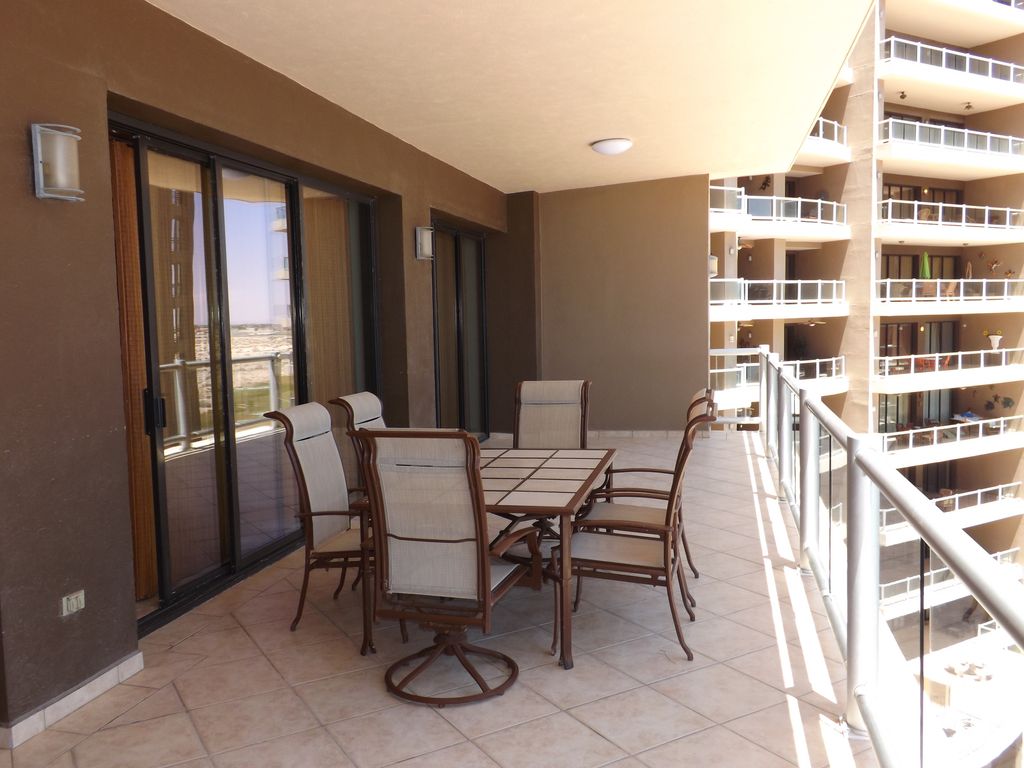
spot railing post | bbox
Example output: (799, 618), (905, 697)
(758, 345), (770, 434)
(846, 435), (879, 736)
(172, 355), (190, 448)
(268, 353), (282, 412)
(799, 389), (819, 574)
(778, 366), (793, 497)
(766, 352), (780, 457)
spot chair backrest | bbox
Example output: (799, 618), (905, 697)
(359, 430), (489, 603)
(330, 391), (386, 487)
(665, 403), (718, 528)
(266, 403), (351, 549)
(514, 380), (591, 449)
(686, 387), (713, 422)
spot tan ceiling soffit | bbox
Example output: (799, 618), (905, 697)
(144, 1), (873, 194)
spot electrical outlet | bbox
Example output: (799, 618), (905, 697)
(60, 590), (85, 617)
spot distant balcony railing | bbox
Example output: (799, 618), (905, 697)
(792, 355), (846, 380)
(881, 35), (1024, 84)
(876, 277), (1024, 302)
(709, 278), (846, 306)
(876, 346), (1024, 375)
(877, 199), (1024, 228)
(879, 547), (1020, 604)
(879, 117), (1024, 156)
(709, 185), (745, 213)
(880, 482), (1022, 530)
(746, 195), (847, 225)
(879, 414), (1024, 452)
(810, 116), (847, 145)
(993, 0), (1024, 9)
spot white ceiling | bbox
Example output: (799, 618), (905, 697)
(145, 0), (872, 193)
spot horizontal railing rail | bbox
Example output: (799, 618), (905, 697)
(710, 278), (846, 305)
(881, 35), (1024, 84)
(879, 414), (1024, 452)
(880, 547), (1020, 603)
(877, 198), (1024, 227)
(810, 116), (848, 145)
(876, 277), (1024, 301)
(880, 481), (1022, 529)
(876, 346), (1024, 375)
(709, 185), (745, 212)
(745, 195), (847, 224)
(879, 117), (1024, 156)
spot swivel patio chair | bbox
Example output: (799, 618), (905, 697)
(357, 429), (542, 706)
(266, 403), (370, 641)
(551, 404), (717, 660)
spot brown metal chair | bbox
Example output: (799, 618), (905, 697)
(358, 429), (542, 706)
(552, 404), (718, 660)
(265, 403), (370, 641)
(513, 379), (591, 449)
(329, 391), (386, 492)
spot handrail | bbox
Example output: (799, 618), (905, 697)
(879, 117), (1024, 156)
(709, 185), (745, 212)
(810, 116), (847, 145)
(877, 198), (1024, 228)
(709, 278), (846, 305)
(745, 195), (847, 225)
(791, 355), (845, 380)
(876, 277), (1024, 301)
(879, 414), (1024, 452)
(881, 35), (1024, 84)
(880, 481), (1022, 529)
(876, 346), (1024, 375)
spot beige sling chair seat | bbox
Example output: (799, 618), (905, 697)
(357, 429), (542, 706)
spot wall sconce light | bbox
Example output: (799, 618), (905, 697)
(708, 254), (719, 277)
(728, 246), (736, 256)
(31, 124), (83, 201)
(414, 226), (434, 261)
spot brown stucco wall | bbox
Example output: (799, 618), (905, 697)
(537, 176), (710, 430)
(0, 0), (505, 724)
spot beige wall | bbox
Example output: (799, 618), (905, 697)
(537, 176), (710, 430)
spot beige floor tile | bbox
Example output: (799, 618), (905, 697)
(243, 612), (344, 653)
(125, 650), (204, 689)
(267, 638), (379, 685)
(402, 653), (507, 698)
(232, 590), (308, 626)
(170, 759), (214, 767)
(10, 729), (83, 768)
(189, 688), (317, 754)
(724, 698), (851, 768)
(591, 634), (713, 684)
(691, 551), (763, 581)
(236, 564), (295, 593)
(637, 725), (792, 768)
(686, 581), (765, 616)
(602, 593), (706, 635)
(548, 609), (650, 652)
(172, 628), (263, 666)
(211, 727), (353, 767)
(474, 627), (559, 671)
(570, 580), (660, 610)
(71, 713), (205, 768)
(0, 749), (9, 768)
(727, 601), (829, 643)
(437, 682), (558, 738)
(570, 687), (712, 753)
(475, 712), (625, 768)
(191, 587), (263, 617)
(723, 644), (844, 700)
(107, 685), (184, 728)
(519, 655), (640, 709)
(145, 613), (237, 648)
(327, 706), (463, 768)
(174, 655), (287, 710)
(295, 667), (398, 724)
(652, 664), (785, 723)
(668, 616), (776, 662)
(49, 683), (152, 734)
(349, 623), (435, 665)
(390, 742), (499, 768)
(42, 753), (73, 768)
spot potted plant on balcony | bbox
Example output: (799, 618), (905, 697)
(985, 329), (1004, 350)
(919, 251), (935, 297)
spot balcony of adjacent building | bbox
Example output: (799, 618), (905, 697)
(885, 0), (1024, 50)
(708, 188), (850, 243)
(878, 36), (1024, 113)
(876, 198), (1024, 247)
(709, 278), (848, 322)
(879, 414), (1024, 467)
(880, 481), (1024, 546)
(877, 117), (1024, 180)
(874, 345), (1024, 393)
(709, 349), (847, 412)
(791, 117), (851, 173)
(875, 276), (1024, 315)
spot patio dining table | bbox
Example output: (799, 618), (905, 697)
(478, 446), (616, 670)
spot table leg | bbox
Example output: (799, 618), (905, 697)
(559, 515), (574, 669)
(359, 509), (375, 655)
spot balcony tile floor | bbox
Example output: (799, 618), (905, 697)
(2, 431), (877, 768)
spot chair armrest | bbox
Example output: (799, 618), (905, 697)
(349, 497), (370, 513)
(575, 518), (670, 534)
(490, 527), (540, 558)
(606, 467), (674, 476)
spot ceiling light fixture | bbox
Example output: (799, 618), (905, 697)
(590, 138), (633, 156)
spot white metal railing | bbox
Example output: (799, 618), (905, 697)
(880, 482), (1022, 530)
(881, 35), (1024, 84)
(791, 355), (845, 380)
(994, 0), (1024, 8)
(879, 548), (1020, 603)
(876, 277), (1024, 302)
(709, 185), (745, 213)
(810, 116), (848, 145)
(709, 278), (846, 305)
(879, 117), (1024, 156)
(746, 195), (847, 225)
(758, 348), (1024, 767)
(879, 414), (1024, 452)
(709, 363), (760, 391)
(877, 198), (1024, 228)
(876, 346), (1024, 375)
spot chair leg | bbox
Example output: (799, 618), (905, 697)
(676, 561), (696, 622)
(360, 555), (376, 656)
(333, 566), (348, 599)
(351, 568), (362, 591)
(680, 526), (699, 579)
(291, 563), (311, 632)
(550, 559), (560, 656)
(573, 573), (584, 613)
(399, 619), (409, 643)
(665, 564), (694, 660)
